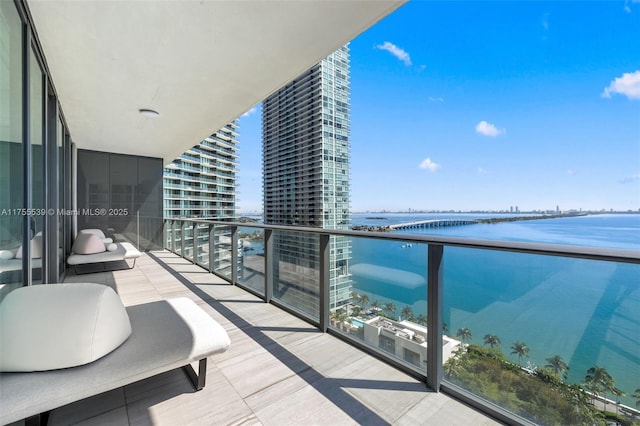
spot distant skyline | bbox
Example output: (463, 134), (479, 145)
(237, 1), (640, 213)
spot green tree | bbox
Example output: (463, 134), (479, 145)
(545, 355), (569, 380)
(483, 334), (501, 349)
(443, 357), (461, 380)
(415, 314), (427, 326)
(400, 305), (415, 321)
(351, 305), (362, 317)
(633, 388), (640, 408)
(510, 341), (530, 365)
(583, 365), (615, 409)
(360, 294), (369, 309)
(384, 301), (397, 318)
(370, 299), (381, 312)
(612, 387), (626, 415)
(456, 327), (472, 344)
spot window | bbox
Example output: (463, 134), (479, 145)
(403, 348), (421, 367)
(379, 335), (395, 354)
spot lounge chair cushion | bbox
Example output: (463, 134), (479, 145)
(72, 233), (106, 255)
(79, 228), (113, 244)
(0, 296), (230, 425)
(15, 234), (43, 259)
(0, 249), (16, 260)
(0, 283), (132, 372)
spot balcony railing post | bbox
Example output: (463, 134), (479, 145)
(319, 233), (330, 332)
(208, 224), (214, 273)
(171, 220), (176, 253)
(163, 219), (168, 251)
(427, 243), (444, 391)
(231, 226), (238, 285)
(191, 223), (197, 264)
(180, 221), (185, 259)
(264, 229), (273, 303)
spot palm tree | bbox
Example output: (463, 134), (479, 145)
(584, 365), (615, 409)
(334, 309), (351, 331)
(444, 357), (461, 380)
(370, 299), (381, 312)
(483, 334), (501, 349)
(400, 305), (415, 321)
(351, 305), (362, 317)
(633, 388), (640, 408)
(456, 327), (472, 344)
(510, 341), (530, 365)
(384, 301), (397, 318)
(329, 310), (338, 327)
(545, 355), (569, 380)
(612, 387), (626, 415)
(360, 294), (369, 310)
(415, 314), (427, 326)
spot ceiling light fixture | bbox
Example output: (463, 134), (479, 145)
(139, 108), (159, 118)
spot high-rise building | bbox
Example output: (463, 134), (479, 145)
(164, 122), (239, 220)
(262, 46), (351, 312)
(164, 122), (239, 273)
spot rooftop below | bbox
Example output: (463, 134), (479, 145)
(51, 251), (500, 426)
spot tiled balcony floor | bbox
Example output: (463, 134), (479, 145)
(55, 250), (501, 426)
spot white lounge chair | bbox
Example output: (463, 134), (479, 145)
(0, 283), (230, 425)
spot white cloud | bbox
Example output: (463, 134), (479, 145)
(428, 97), (444, 102)
(241, 106), (257, 117)
(619, 173), (640, 183)
(475, 120), (505, 137)
(477, 167), (487, 174)
(375, 41), (412, 66)
(601, 70), (640, 99)
(419, 157), (441, 172)
(541, 13), (550, 30)
(624, 0), (640, 13)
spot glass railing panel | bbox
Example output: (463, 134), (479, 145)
(272, 229), (319, 321)
(183, 223), (194, 262)
(194, 223), (210, 268)
(442, 247), (640, 424)
(164, 220), (172, 250)
(212, 224), (233, 280)
(237, 226), (265, 296)
(339, 236), (428, 374)
(173, 222), (182, 255)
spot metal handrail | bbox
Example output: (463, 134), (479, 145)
(165, 218), (640, 265)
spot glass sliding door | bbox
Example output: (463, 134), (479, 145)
(58, 116), (65, 279)
(0, 0), (24, 297)
(29, 47), (45, 284)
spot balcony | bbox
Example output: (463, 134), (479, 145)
(51, 250), (497, 425)
(162, 219), (640, 425)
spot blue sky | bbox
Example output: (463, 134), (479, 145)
(237, 1), (640, 213)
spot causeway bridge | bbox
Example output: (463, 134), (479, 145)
(389, 219), (477, 231)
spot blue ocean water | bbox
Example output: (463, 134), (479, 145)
(349, 213), (640, 405)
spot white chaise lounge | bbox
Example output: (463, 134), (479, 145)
(0, 283), (231, 426)
(67, 241), (141, 272)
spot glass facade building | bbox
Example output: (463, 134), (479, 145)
(163, 122), (239, 275)
(163, 122), (238, 221)
(262, 46), (352, 310)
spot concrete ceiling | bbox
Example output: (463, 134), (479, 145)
(27, 0), (405, 165)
